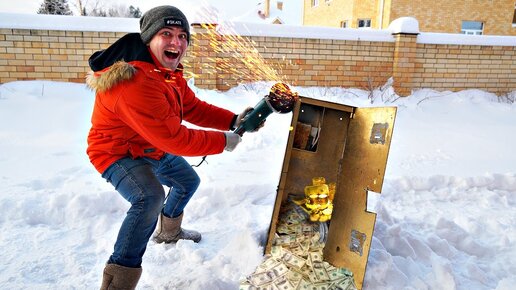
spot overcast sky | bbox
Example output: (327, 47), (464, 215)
(0, 0), (258, 18)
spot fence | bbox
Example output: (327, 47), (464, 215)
(1, 13), (515, 96)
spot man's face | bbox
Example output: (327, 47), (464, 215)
(148, 27), (188, 70)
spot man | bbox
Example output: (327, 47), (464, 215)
(86, 5), (258, 289)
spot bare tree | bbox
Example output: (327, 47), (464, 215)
(75, 0), (86, 16)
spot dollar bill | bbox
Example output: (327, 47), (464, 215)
(333, 276), (358, 290)
(312, 262), (331, 282)
(276, 224), (290, 234)
(258, 257), (280, 272)
(327, 267), (354, 281)
(296, 278), (311, 290)
(310, 282), (332, 290)
(299, 238), (311, 253)
(270, 246), (283, 259)
(277, 223), (302, 235)
(287, 268), (304, 281)
(281, 249), (306, 269)
(307, 271), (318, 284)
(286, 210), (305, 224)
(302, 224), (314, 232)
(275, 234), (297, 246)
(290, 243), (305, 257)
(248, 271), (273, 287)
(273, 276), (296, 290)
(300, 265), (313, 280)
(271, 262), (289, 278)
(290, 224), (303, 234)
(309, 251), (323, 263)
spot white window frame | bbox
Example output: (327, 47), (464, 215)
(358, 18), (371, 28)
(312, 0), (319, 7)
(461, 29), (482, 35)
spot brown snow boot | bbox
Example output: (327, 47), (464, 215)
(153, 212), (202, 243)
(100, 263), (142, 290)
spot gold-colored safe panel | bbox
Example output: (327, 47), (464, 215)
(323, 106), (396, 289)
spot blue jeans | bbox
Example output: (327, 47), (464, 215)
(101, 154), (200, 268)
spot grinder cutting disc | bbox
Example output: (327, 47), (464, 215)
(267, 82), (298, 113)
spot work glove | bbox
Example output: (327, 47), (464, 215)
(233, 107), (253, 129)
(233, 107), (266, 132)
(224, 132), (242, 152)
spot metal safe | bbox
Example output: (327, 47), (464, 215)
(265, 96), (397, 289)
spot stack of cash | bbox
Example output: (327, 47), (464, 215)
(239, 199), (357, 290)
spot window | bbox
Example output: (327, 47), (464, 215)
(340, 20), (348, 28)
(358, 19), (371, 28)
(311, 0), (319, 7)
(461, 21), (483, 35)
(513, 5), (516, 25)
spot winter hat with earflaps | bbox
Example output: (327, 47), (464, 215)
(140, 5), (190, 44)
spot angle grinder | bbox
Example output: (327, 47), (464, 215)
(234, 82), (298, 136)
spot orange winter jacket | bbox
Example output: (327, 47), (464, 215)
(86, 33), (236, 173)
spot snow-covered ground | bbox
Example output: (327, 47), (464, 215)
(0, 80), (514, 290)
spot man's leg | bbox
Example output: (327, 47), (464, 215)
(156, 154), (200, 218)
(152, 154), (201, 243)
(101, 157), (165, 267)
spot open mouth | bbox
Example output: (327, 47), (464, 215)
(164, 49), (180, 59)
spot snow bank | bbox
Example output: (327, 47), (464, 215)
(0, 80), (515, 289)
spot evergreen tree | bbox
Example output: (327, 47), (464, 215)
(37, 0), (73, 15)
(82, 2), (141, 18)
(129, 6), (142, 18)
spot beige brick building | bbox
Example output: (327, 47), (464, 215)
(304, 0), (516, 36)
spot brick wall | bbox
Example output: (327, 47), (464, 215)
(0, 28), (126, 83)
(193, 31), (394, 91)
(413, 43), (515, 92)
(304, 0), (516, 35)
(389, 0), (516, 35)
(1, 24), (515, 96)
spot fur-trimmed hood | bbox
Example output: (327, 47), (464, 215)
(86, 61), (137, 92)
(86, 33), (154, 92)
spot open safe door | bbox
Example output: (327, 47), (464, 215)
(323, 107), (397, 289)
